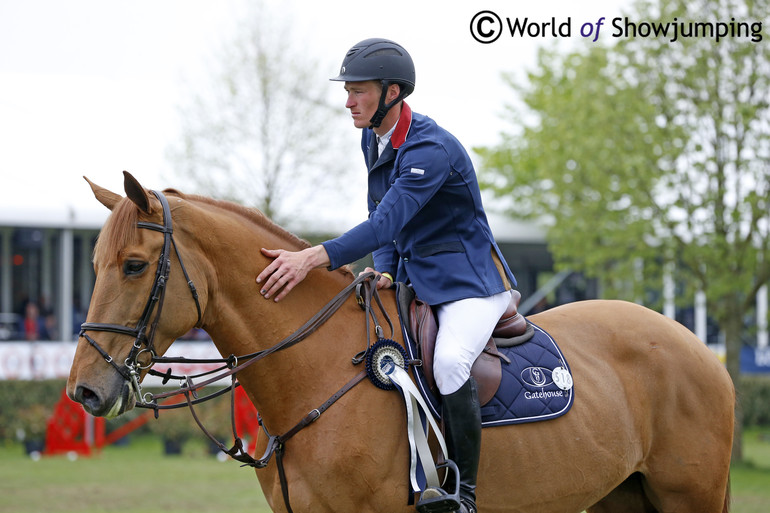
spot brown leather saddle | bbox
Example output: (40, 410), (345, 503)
(407, 289), (534, 406)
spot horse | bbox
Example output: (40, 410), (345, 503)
(67, 172), (734, 513)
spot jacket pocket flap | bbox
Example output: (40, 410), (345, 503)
(416, 241), (465, 258)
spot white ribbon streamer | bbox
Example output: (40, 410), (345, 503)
(387, 365), (448, 492)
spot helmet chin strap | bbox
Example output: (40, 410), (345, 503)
(369, 81), (409, 129)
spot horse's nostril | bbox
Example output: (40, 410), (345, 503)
(74, 384), (102, 414)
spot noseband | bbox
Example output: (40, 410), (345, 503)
(80, 190), (202, 404)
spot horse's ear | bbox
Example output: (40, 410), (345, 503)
(84, 176), (122, 211)
(122, 171), (152, 214)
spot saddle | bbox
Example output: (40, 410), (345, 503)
(400, 287), (534, 406)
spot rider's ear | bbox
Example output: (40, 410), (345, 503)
(122, 171), (152, 214)
(84, 176), (122, 211)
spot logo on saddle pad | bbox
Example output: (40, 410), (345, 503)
(521, 366), (553, 388)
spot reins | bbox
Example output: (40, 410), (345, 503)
(158, 271), (388, 513)
(147, 269), (386, 449)
(81, 190), (394, 513)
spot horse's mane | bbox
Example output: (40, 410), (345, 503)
(94, 188), (353, 278)
(169, 189), (313, 250)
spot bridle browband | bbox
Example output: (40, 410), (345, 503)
(80, 190), (202, 404)
(79, 189), (396, 513)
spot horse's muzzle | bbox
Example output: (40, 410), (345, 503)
(71, 380), (134, 418)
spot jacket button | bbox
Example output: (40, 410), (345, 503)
(403, 258), (409, 263)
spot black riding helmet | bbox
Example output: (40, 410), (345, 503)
(330, 38), (415, 128)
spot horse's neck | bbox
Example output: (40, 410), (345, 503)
(191, 211), (362, 428)
(209, 272), (364, 429)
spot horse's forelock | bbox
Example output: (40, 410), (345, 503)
(93, 198), (141, 263)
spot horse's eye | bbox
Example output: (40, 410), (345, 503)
(123, 260), (148, 276)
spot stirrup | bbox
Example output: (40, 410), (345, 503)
(416, 460), (461, 513)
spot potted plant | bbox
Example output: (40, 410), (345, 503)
(15, 403), (52, 458)
(197, 394), (234, 458)
(147, 408), (196, 455)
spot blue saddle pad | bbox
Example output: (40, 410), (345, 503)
(403, 321), (574, 428)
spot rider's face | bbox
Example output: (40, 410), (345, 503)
(344, 81), (381, 129)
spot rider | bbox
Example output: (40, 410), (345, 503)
(256, 38), (516, 513)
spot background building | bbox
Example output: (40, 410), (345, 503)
(1, 204), (767, 379)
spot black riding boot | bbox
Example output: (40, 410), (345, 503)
(416, 378), (481, 513)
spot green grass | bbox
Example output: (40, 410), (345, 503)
(1, 429), (769, 513)
(730, 428), (770, 513)
(0, 437), (270, 513)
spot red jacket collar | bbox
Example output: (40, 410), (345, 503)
(391, 102), (412, 150)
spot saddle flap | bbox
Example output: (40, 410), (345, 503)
(409, 298), (438, 392)
(470, 339), (503, 406)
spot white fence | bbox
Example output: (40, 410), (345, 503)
(0, 341), (224, 386)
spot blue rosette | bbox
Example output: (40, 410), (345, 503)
(365, 339), (408, 390)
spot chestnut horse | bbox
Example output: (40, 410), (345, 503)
(68, 172), (734, 513)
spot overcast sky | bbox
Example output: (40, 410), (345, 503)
(0, 0), (633, 228)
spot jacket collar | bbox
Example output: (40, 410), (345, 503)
(391, 102), (412, 150)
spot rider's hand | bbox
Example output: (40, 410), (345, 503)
(257, 246), (329, 302)
(359, 267), (394, 290)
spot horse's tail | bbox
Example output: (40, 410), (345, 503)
(722, 473), (731, 513)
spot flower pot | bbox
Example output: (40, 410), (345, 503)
(24, 439), (45, 459)
(163, 438), (184, 455)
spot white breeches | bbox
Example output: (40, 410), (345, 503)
(433, 290), (512, 395)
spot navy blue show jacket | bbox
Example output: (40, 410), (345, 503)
(322, 103), (516, 306)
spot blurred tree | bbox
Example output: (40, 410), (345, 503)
(166, 1), (355, 227)
(477, 0), (770, 462)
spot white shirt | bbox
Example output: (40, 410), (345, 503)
(376, 122), (397, 157)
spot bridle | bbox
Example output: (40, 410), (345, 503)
(80, 190), (202, 405)
(78, 189), (395, 513)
